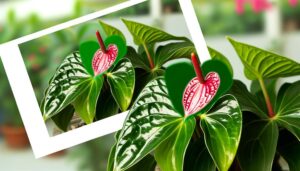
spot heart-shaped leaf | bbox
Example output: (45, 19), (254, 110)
(154, 118), (195, 171)
(80, 35), (127, 76)
(155, 41), (195, 68)
(237, 114), (278, 171)
(41, 52), (90, 120)
(165, 59), (233, 116)
(113, 77), (182, 171)
(99, 20), (125, 41)
(122, 18), (188, 46)
(228, 37), (300, 80)
(184, 136), (216, 171)
(51, 105), (75, 132)
(73, 75), (104, 124)
(229, 80), (269, 119)
(200, 95), (242, 171)
(278, 129), (300, 171)
(275, 81), (300, 140)
(107, 58), (135, 112)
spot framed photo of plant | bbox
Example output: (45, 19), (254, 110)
(1, 0), (236, 158)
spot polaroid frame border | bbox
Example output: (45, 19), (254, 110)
(0, 0), (210, 158)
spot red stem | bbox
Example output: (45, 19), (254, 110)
(191, 53), (205, 84)
(96, 31), (106, 53)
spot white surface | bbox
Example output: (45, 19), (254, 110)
(0, 139), (76, 171)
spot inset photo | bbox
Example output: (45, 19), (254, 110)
(18, 0), (201, 136)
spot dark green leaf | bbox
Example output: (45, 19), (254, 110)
(73, 76), (104, 124)
(95, 84), (119, 120)
(208, 47), (233, 76)
(250, 79), (277, 106)
(122, 19), (188, 46)
(41, 52), (90, 120)
(200, 95), (242, 171)
(113, 77), (182, 171)
(229, 80), (268, 119)
(155, 42), (195, 68)
(184, 136), (216, 171)
(99, 20), (126, 41)
(51, 105), (74, 132)
(275, 81), (300, 140)
(228, 37), (300, 80)
(107, 58), (135, 111)
(127, 154), (157, 171)
(238, 120), (278, 171)
(278, 129), (300, 171)
(155, 118), (195, 171)
(126, 46), (150, 71)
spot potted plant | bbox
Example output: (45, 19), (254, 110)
(0, 61), (29, 148)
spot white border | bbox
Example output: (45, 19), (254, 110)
(0, 0), (210, 158)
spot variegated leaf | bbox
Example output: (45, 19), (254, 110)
(41, 52), (90, 120)
(113, 77), (182, 171)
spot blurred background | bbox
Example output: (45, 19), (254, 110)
(0, 0), (300, 170)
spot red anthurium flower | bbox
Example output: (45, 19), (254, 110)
(92, 31), (119, 76)
(182, 53), (221, 116)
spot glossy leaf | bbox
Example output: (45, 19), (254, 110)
(107, 58), (135, 111)
(229, 80), (268, 119)
(228, 37), (300, 80)
(73, 75), (104, 124)
(41, 52), (90, 120)
(122, 19), (187, 46)
(278, 130), (300, 171)
(208, 47), (233, 76)
(200, 95), (242, 171)
(113, 78), (182, 171)
(155, 42), (195, 68)
(99, 20), (125, 41)
(238, 119), (278, 171)
(184, 137), (216, 171)
(51, 105), (75, 132)
(155, 118), (195, 171)
(275, 81), (300, 140)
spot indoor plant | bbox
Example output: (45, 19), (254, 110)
(227, 37), (300, 171)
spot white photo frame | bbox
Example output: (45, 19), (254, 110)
(0, 0), (210, 158)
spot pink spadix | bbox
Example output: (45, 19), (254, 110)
(182, 53), (220, 116)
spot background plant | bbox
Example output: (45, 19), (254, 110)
(227, 37), (300, 171)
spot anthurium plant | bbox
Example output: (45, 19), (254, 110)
(41, 19), (228, 132)
(108, 55), (242, 171)
(227, 37), (300, 171)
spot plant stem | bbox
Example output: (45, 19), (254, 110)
(96, 31), (106, 53)
(142, 43), (154, 69)
(191, 53), (205, 84)
(258, 78), (275, 118)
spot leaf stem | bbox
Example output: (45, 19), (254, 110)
(142, 43), (154, 69)
(96, 30), (107, 53)
(258, 78), (275, 118)
(191, 53), (205, 84)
